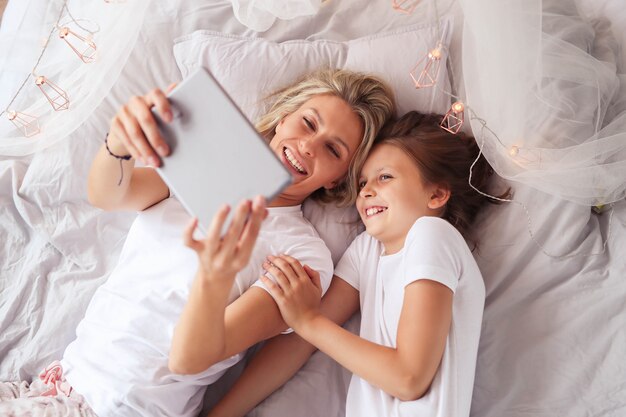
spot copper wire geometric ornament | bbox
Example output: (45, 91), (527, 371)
(440, 101), (465, 134)
(7, 110), (41, 137)
(391, 0), (419, 14)
(410, 47), (442, 89)
(58, 27), (97, 63)
(35, 76), (70, 111)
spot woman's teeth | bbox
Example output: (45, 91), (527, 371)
(284, 148), (306, 174)
(366, 207), (387, 216)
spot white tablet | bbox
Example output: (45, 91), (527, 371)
(154, 67), (292, 233)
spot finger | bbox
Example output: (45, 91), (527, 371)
(145, 88), (173, 123)
(266, 255), (298, 284)
(262, 262), (291, 292)
(236, 196), (267, 259)
(128, 95), (170, 162)
(303, 265), (323, 293)
(260, 275), (284, 298)
(119, 102), (160, 166)
(276, 254), (308, 281)
(110, 118), (139, 161)
(165, 83), (177, 94)
(183, 218), (203, 253)
(221, 199), (252, 254)
(205, 204), (231, 251)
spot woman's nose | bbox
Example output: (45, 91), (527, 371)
(298, 136), (316, 157)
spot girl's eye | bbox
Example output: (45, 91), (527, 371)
(379, 174), (392, 181)
(327, 144), (340, 159)
(358, 180), (366, 189)
(304, 117), (315, 130)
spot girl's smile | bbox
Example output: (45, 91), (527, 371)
(357, 143), (447, 254)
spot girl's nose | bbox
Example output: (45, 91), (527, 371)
(359, 182), (375, 198)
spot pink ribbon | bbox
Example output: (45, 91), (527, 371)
(39, 361), (73, 397)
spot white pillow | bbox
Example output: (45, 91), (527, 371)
(173, 21), (453, 264)
(173, 21), (452, 121)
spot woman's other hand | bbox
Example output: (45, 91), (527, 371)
(184, 195), (268, 288)
(107, 83), (177, 167)
(261, 254), (323, 331)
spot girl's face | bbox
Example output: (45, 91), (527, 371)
(269, 95), (364, 205)
(356, 143), (448, 254)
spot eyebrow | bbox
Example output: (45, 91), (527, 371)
(310, 108), (351, 154)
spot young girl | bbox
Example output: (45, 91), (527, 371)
(208, 111), (508, 417)
(0, 69), (394, 417)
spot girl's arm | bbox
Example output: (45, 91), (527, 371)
(208, 278), (360, 417)
(263, 255), (453, 401)
(87, 87), (174, 212)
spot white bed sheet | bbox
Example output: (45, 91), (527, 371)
(0, 0), (625, 416)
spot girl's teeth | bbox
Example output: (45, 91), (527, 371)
(366, 207), (385, 216)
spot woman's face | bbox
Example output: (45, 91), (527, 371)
(269, 94), (364, 205)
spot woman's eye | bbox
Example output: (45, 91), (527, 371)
(304, 118), (314, 130)
(327, 144), (340, 158)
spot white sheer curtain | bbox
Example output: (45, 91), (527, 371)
(458, 0), (626, 205)
(1, 0), (624, 206)
(0, 0), (150, 156)
(229, 0), (322, 32)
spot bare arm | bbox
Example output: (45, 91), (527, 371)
(207, 277), (360, 417)
(264, 255), (453, 401)
(169, 197), (274, 374)
(87, 88), (174, 212)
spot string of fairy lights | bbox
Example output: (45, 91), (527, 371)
(1, 0), (614, 258)
(392, 0), (615, 259)
(1, 0), (125, 137)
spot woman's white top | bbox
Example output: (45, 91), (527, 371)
(61, 197), (333, 417)
(335, 216), (485, 417)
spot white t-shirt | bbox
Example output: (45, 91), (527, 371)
(61, 197), (333, 417)
(335, 216), (485, 417)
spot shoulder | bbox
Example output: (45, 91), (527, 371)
(407, 216), (463, 241)
(405, 217), (469, 255)
(401, 217), (478, 292)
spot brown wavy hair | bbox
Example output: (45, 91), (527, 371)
(369, 111), (510, 244)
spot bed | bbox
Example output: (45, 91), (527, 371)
(1, 0), (625, 416)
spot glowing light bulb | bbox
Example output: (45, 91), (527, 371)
(428, 48), (442, 60)
(452, 101), (464, 113)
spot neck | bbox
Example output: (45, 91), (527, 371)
(268, 193), (305, 208)
(379, 233), (407, 256)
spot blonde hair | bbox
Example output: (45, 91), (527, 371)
(256, 69), (395, 206)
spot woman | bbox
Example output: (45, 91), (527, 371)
(0, 69), (394, 417)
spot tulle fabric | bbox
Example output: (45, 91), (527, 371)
(458, 0), (626, 205)
(1, 0), (624, 205)
(0, 0), (150, 156)
(229, 0), (322, 32)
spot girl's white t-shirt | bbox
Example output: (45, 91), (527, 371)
(61, 197), (333, 417)
(335, 216), (485, 417)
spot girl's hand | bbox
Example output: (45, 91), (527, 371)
(107, 83), (177, 167)
(184, 195), (268, 287)
(260, 255), (323, 331)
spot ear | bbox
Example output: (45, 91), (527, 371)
(427, 185), (451, 210)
